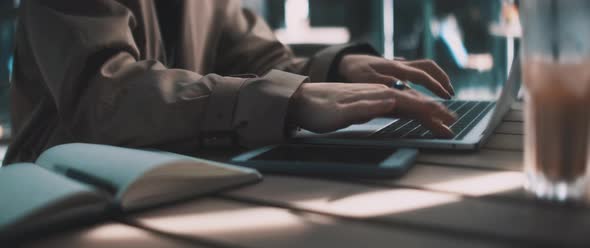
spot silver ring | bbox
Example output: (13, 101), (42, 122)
(392, 80), (411, 90)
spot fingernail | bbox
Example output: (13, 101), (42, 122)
(443, 125), (455, 138)
(443, 117), (454, 126)
(450, 84), (456, 96)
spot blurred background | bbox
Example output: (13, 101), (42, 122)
(0, 0), (18, 141)
(0, 0), (520, 141)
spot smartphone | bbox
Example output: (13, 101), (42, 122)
(231, 144), (418, 178)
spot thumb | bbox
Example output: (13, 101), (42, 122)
(342, 99), (397, 125)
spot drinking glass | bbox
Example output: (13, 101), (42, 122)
(521, 0), (590, 202)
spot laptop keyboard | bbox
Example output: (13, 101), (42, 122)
(371, 100), (495, 140)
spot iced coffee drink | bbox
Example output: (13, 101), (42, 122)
(523, 58), (590, 200)
(521, 0), (590, 202)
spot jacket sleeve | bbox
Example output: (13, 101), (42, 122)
(215, 0), (380, 82)
(23, 0), (306, 148)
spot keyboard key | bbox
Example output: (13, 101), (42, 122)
(405, 126), (428, 138)
(454, 102), (495, 139)
(385, 121), (420, 138)
(373, 119), (411, 137)
(373, 101), (494, 140)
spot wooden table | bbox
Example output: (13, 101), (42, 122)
(16, 103), (590, 247)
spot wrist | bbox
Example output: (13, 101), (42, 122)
(285, 84), (304, 136)
(337, 55), (353, 82)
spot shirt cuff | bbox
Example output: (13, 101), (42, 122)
(199, 76), (247, 146)
(307, 42), (380, 82)
(233, 70), (308, 147)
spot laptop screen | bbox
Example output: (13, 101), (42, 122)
(482, 54), (522, 136)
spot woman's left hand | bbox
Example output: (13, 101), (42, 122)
(338, 54), (455, 99)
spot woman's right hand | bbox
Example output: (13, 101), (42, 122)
(288, 83), (457, 138)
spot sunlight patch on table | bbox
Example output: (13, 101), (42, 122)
(84, 223), (151, 241)
(138, 207), (310, 236)
(296, 189), (461, 218)
(425, 171), (523, 196)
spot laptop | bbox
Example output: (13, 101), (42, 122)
(294, 57), (521, 151)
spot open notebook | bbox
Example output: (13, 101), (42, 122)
(0, 143), (261, 239)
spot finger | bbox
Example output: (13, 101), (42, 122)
(400, 91), (456, 124)
(401, 89), (438, 105)
(341, 99), (396, 124)
(412, 100), (456, 125)
(397, 64), (452, 99)
(404, 89), (424, 97)
(427, 101), (457, 125)
(388, 90), (436, 121)
(420, 119), (455, 138)
(389, 91), (456, 134)
(371, 62), (449, 98)
(339, 85), (398, 103)
(365, 68), (399, 86)
(405, 60), (455, 95)
(371, 73), (398, 86)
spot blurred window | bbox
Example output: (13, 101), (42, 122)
(0, 0), (19, 139)
(244, 0), (519, 100)
(394, 0), (519, 99)
(243, 0), (385, 55)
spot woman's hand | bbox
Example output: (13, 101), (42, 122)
(289, 83), (456, 137)
(338, 54), (455, 99)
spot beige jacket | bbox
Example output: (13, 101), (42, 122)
(5, 0), (376, 164)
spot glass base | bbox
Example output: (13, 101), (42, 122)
(524, 170), (588, 202)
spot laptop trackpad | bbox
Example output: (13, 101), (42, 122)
(296, 118), (397, 139)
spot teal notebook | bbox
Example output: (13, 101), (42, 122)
(0, 143), (261, 239)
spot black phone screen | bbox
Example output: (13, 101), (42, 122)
(251, 145), (397, 165)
